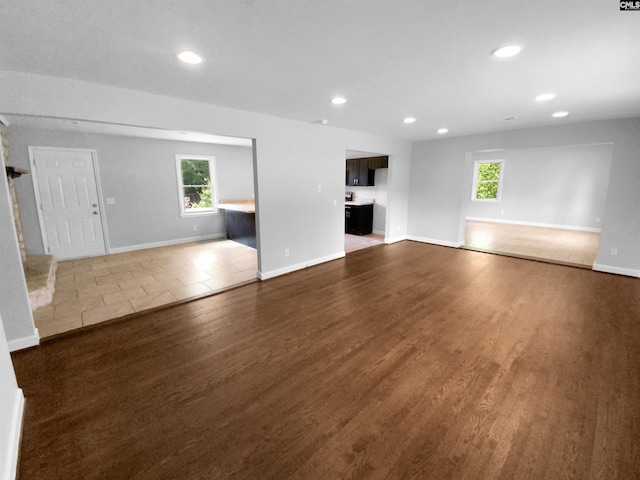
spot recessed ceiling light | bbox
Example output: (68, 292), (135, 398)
(552, 111), (569, 118)
(320, 119), (328, 125)
(331, 96), (347, 105)
(491, 45), (522, 58)
(177, 51), (203, 65)
(437, 128), (449, 134)
(403, 117), (416, 124)
(535, 93), (556, 102)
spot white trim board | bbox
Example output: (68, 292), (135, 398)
(406, 236), (464, 248)
(258, 251), (345, 281)
(109, 233), (227, 254)
(7, 328), (39, 352)
(384, 235), (407, 245)
(593, 263), (640, 278)
(465, 217), (601, 233)
(2, 389), (24, 480)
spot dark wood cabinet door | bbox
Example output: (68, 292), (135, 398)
(366, 156), (389, 169)
(345, 156), (388, 186)
(346, 159), (359, 186)
(345, 204), (373, 235)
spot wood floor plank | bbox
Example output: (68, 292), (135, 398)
(11, 241), (640, 479)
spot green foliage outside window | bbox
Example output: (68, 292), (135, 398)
(475, 162), (501, 199)
(181, 159), (213, 210)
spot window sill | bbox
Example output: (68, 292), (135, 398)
(180, 210), (219, 218)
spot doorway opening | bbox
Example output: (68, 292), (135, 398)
(460, 143), (613, 268)
(5, 115), (259, 337)
(344, 149), (389, 253)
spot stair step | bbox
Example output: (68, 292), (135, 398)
(24, 255), (57, 311)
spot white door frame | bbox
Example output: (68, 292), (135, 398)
(28, 146), (111, 257)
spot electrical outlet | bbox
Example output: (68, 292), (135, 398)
(333, 199), (337, 206)
(596, 217), (601, 223)
(106, 197), (115, 204)
(318, 185), (322, 193)
(193, 225), (198, 231)
(611, 248), (618, 256)
(284, 248), (290, 257)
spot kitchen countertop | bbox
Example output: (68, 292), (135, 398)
(345, 199), (375, 206)
(218, 200), (255, 213)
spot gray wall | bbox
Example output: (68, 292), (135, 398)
(466, 143), (613, 229)
(7, 127), (254, 252)
(409, 118), (640, 273)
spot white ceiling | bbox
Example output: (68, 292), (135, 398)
(1, 1), (639, 141)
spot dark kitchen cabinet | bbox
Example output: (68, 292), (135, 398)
(346, 159), (374, 187)
(345, 156), (389, 186)
(366, 156), (389, 169)
(345, 204), (373, 235)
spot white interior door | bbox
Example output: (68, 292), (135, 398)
(30, 147), (106, 260)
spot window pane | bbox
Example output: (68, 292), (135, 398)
(183, 186), (213, 210)
(182, 159), (210, 186)
(476, 181), (498, 199)
(478, 162), (501, 181)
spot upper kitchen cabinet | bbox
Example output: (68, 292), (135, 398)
(345, 156), (389, 186)
(365, 156), (389, 170)
(346, 158), (374, 186)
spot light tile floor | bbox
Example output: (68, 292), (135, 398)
(464, 220), (600, 267)
(34, 239), (257, 338)
(345, 233), (385, 253)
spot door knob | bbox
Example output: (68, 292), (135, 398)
(92, 204), (98, 207)
(93, 211), (99, 215)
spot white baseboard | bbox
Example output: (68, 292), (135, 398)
(109, 233), (227, 254)
(466, 217), (601, 233)
(7, 328), (39, 352)
(407, 236), (464, 248)
(258, 251), (345, 280)
(2, 388), (24, 480)
(593, 263), (640, 278)
(384, 235), (407, 244)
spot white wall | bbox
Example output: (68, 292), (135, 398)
(0, 70), (412, 341)
(7, 127), (254, 252)
(466, 143), (613, 230)
(0, 130), (38, 349)
(409, 118), (640, 276)
(0, 313), (24, 480)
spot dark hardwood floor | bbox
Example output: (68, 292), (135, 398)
(11, 241), (640, 479)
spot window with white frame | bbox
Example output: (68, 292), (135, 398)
(175, 155), (218, 216)
(472, 160), (504, 201)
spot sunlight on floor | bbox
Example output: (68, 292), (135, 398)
(464, 220), (600, 267)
